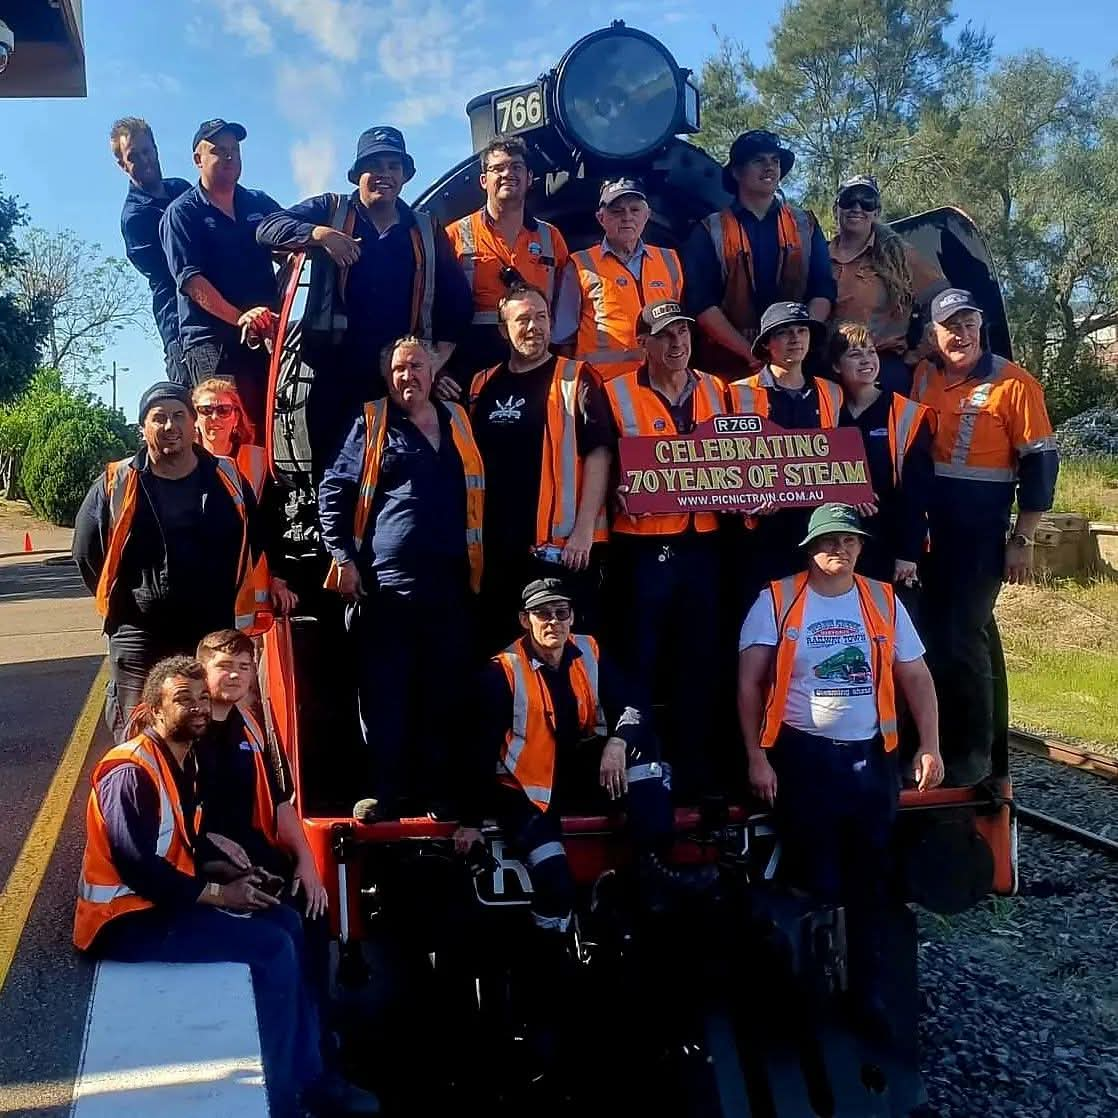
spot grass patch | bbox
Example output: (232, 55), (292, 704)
(996, 579), (1118, 749)
(1053, 456), (1118, 521)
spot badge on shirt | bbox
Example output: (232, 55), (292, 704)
(653, 418), (666, 431)
(650, 280), (666, 289)
(204, 216), (216, 229)
(529, 242), (542, 256)
(616, 276), (629, 287)
(490, 395), (526, 423)
(246, 212), (265, 222)
(238, 739), (253, 752)
(869, 427), (888, 437)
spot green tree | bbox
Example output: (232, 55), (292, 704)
(696, 0), (991, 209)
(0, 184), (49, 402)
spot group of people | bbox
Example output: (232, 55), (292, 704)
(71, 115), (1061, 1107)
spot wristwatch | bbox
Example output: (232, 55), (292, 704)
(1008, 533), (1034, 548)
(207, 881), (223, 900)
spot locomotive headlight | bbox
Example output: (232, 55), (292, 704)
(554, 26), (686, 161)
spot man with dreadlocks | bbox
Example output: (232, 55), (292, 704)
(828, 176), (946, 395)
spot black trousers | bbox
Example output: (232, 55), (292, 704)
(921, 524), (1005, 785)
(351, 586), (474, 813)
(105, 624), (190, 742)
(182, 340), (271, 440)
(495, 734), (672, 931)
(606, 532), (723, 797)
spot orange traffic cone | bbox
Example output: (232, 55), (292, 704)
(23, 532), (32, 553)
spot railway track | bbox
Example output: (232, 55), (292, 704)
(1008, 728), (1118, 858)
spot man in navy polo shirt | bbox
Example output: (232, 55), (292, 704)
(111, 117), (191, 381)
(160, 119), (281, 432)
(256, 125), (471, 475)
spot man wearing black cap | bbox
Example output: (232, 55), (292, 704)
(159, 120), (282, 432)
(256, 125), (472, 474)
(110, 117), (191, 382)
(602, 300), (728, 794)
(441, 135), (568, 392)
(911, 289), (1058, 784)
(460, 577), (714, 1075)
(682, 129), (835, 377)
(552, 178), (683, 381)
(73, 382), (270, 741)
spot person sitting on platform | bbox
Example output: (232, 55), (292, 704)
(73, 656), (378, 1117)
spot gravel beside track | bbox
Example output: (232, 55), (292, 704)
(916, 755), (1118, 1116)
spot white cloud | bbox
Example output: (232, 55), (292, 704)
(266, 0), (376, 63)
(274, 61), (343, 128)
(212, 0), (275, 54)
(290, 136), (338, 196)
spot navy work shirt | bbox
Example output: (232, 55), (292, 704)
(318, 400), (471, 598)
(682, 198), (836, 317)
(255, 194), (472, 387)
(120, 177), (191, 351)
(160, 183), (282, 352)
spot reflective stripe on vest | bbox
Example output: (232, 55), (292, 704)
(726, 371), (841, 427)
(470, 360), (608, 547)
(703, 204), (813, 293)
(412, 212), (437, 340)
(212, 457), (269, 635)
(240, 704), (282, 844)
(497, 635), (605, 811)
(887, 396), (927, 485)
(235, 443), (268, 502)
(760, 573), (899, 752)
(327, 399), (485, 593)
(604, 371), (724, 535)
(572, 244), (684, 379)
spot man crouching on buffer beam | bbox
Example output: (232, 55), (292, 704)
(456, 579), (717, 1071)
(737, 504), (943, 1036)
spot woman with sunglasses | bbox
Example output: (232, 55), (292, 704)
(192, 379), (298, 616)
(829, 176), (945, 395)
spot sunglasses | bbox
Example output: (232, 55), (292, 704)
(196, 403), (236, 418)
(530, 606), (572, 622)
(840, 195), (880, 212)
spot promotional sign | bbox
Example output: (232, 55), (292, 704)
(618, 415), (873, 515)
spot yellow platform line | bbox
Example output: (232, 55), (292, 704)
(0, 659), (108, 996)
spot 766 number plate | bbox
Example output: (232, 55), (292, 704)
(492, 83), (548, 138)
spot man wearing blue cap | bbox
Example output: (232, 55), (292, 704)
(682, 129), (835, 377)
(257, 126), (472, 474)
(159, 119), (282, 432)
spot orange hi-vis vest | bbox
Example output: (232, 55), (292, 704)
(323, 399), (485, 593)
(759, 573), (900, 753)
(235, 443), (268, 501)
(911, 354), (1056, 486)
(725, 370), (843, 428)
(74, 733), (201, 950)
(94, 455), (272, 636)
(496, 634), (607, 811)
(886, 394), (931, 485)
(569, 243), (684, 380)
(470, 358), (609, 547)
(701, 203), (816, 333)
(605, 369), (726, 535)
(449, 209), (566, 324)
(238, 704), (285, 846)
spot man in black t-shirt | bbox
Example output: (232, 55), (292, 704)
(469, 285), (612, 651)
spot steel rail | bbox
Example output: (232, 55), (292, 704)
(1008, 729), (1118, 782)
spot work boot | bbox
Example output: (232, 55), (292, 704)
(637, 852), (720, 913)
(302, 1069), (382, 1115)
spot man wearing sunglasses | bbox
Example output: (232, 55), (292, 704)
(441, 137), (569, 398)
(257, 126), (472, 476)
(682, 129), (835, 377)
(456, 577), (714, 1080)
(829, 175), (945, 395)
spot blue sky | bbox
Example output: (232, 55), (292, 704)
(2, 0), (1114, 419)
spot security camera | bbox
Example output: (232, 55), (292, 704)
(0, 22), (13, 76)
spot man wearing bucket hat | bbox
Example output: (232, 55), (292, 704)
(257, 125), (472, 474)
(738, 503), (942, 1035)
(682, 129), (835, 378)
(911, 288), (1058, 785)
(73, 382), (271, 741)
(159, 119), (282, 432)
(725, 301), (846, 605)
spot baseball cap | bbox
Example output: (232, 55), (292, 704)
(799, 503), (871, 547)
(930, 288), (982, 323)
(521, 578), (571, 611)
(599, 178), (647, 207)
(192, 118), (246, 150)
(636, 300), (694, 336)
(138, 381), (195, 424)
(836, 175), (881, 204)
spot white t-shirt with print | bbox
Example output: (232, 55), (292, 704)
(739, 584), (925, 742)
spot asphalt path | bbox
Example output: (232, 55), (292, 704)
(0, 536), (110, 1117)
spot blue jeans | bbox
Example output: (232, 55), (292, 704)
(92, 905), (323, 1118)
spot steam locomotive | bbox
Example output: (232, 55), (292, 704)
(260, 23), (1016, 1116)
